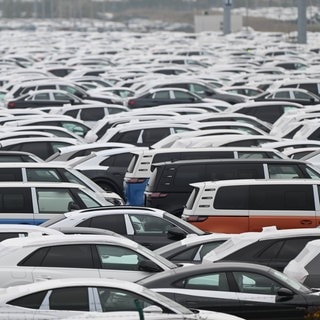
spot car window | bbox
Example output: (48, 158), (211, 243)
(129, 214), (175, 234)
(141, 128), (170, 145)
(60, 121), (88, 137)
(26, 168), (61, 182)
(8, 291), (47, 309)
(75, 190), (102, 208)
(267, 164), (304, 179)
(172, 241), (226, 262)
(36, 188), (78, 213)
(80, 108), (104, 121)
(5, 142), (50, 160)
(250, 185), (314, 211)
(78, 214), (126, 234)
(20, 244), (94, 268)
(33, 93), (50, 100)
(47, 287), (89, 311)
(111, 131), (140, 144)
(0, 168), (22, 180)
(153, 91), (170, 99)
(178, 272), (229, 291)
(0, 187), (33, 213)
(98, 287), (162, 312)
(53, 92), (71, 101)
(96, 244), (149, 271)
(101, 153), (133, 167)
(233, 271), (281, 295)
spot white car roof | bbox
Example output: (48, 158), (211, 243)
(203, 227), (320, 263)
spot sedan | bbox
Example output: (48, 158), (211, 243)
(125, 88), (206, 109)
(41, 206), (207, 250)
(137, 262), (320, 320)
(5, 89), (85, 109)
(0, 278), (245, 320)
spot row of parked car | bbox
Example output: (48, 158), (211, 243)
(1, 26), (320, 320)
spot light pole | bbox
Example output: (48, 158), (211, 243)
(223, 0), (232, 35)
(297, 0), (307, 44)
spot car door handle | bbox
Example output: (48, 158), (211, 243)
(35, 276), (52, 281)
(300, 219), (312, 225)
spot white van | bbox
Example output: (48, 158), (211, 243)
(182, 179), (320, 233)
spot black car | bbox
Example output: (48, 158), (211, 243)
(126, 88), (206, 109)
(137, 261), (320, 320)
(153, 80), (246, 104)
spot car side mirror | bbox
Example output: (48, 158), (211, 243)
(167, 226), (187, 240)
(68, 201), (80, 211)
(276, 287), (295, 301)
(143, 305), (163, 313)
(138, 260), (162, 273)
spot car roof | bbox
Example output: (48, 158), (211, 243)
(0, 234), (139, 249)
(203, 227), (320, 263)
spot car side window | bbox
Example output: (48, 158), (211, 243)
(250, 185), (314, 211)
(267, 164), (304, 179)
(97, 287), (164, 312)
(41, 245), (93, 268)
(8, 291), (47, 309)
(80, 108), (105, 121)
(26, 168), (61, 182)
(48, 287), (89, 311)
(0, 187), (33, 213)
(233, 271), (281, 295)
(129, 214), (175, 234)
(0, 168), (22, 180)
(214, 186), (249, 210)
(96, 244), (149, 271)
(36, 188), (78, 213)
(177, 272), (229, 291)
(77, 215), (126, 234)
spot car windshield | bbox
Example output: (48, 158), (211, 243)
(271, 268), (312, 294)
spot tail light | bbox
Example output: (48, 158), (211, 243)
(7, 101), (15, 108)
(148, 192), (168, 198)
(126, 178), (147, 184)
(185, 216), (208, 222)
(128, 99), (135, 107)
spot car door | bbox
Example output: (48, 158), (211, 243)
(23, 244), (100, 282)
(232, 271), (306, 320)
(172, 271), (241, 315)
(128, 213), (180, 250)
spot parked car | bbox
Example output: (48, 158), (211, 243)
(0, 181), (112, 225)
(145, 159), (320, 217)
(0, 234), (177, 287)
(137, 261), (320, 320)
(154, 233), (233, 264)
(41, 206), (206, 250)
(202, 227), (320, 271)
(0, 151), (43, 163)
(124, 147), (286, 206)
(0, 162), (123, 205)
(183, 179), (320, 233)
(0, 224), (62, 241)
(284, 239), (320, 289)
(125, 88), (207, 109)
(0, 278), (244, 320)
(0, 137), (80, 160)
(73, 147), (147, 197)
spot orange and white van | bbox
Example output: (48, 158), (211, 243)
(182, 179), (320, 233)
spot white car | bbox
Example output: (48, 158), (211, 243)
(0, 278), (245, 320)
(0, 234), (177, 287)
